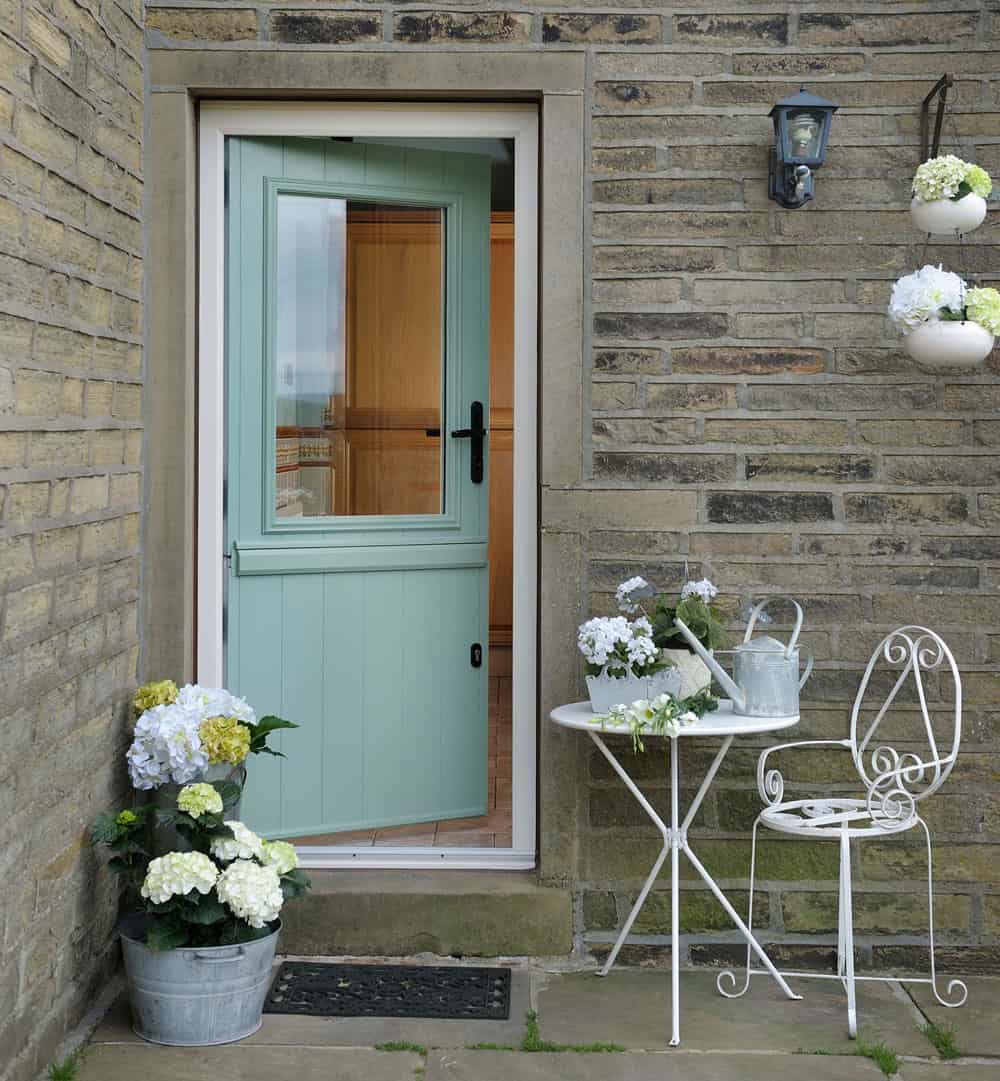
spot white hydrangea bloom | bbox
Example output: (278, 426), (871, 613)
(888, 265), (966, 330)
(216, 859), (284, 928)
(141, 851), (219, 904)
(615, 576), (650, 614)
(681, 578), (719, 603)
(127, 702), (209, 789)
(175, 683), (257, 726)
(912, 155), (971, 202)
(261, 840), (298, 876)
(210, 820), (265, 863)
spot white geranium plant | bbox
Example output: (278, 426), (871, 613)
(577, 614), (662, 679)
(91, 784), (311, 950)
(888, 265), (1000, 336)
(611, 574), (728, 654)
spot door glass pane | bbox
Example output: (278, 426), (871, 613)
(275, 195), (445, 518)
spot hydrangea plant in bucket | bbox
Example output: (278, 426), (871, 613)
(888, 265), (999, 370)
(91, 792), (311, 1046)
(910, 155), (991, 235)
(127, 679), (298, 851)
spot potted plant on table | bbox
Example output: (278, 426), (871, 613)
(647, 577), (728, 699)
(888, 264), (1000, 369)
(910, 155), (991, 235)
(91, 792), (311, 1046)
(577, 597), (680, 713)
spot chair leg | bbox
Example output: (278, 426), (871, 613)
(717, 817), (762, 999)
(839, 829), (857, 1039)
(919, 818), (968, 1009)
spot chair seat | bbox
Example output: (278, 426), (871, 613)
(760, 797), (919, 838)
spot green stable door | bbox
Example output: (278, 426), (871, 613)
(225, 136), (492, 839)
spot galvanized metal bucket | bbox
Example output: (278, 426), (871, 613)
(121, 922), (279, 1045)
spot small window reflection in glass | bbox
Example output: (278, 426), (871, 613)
(275, 196), (445, 518)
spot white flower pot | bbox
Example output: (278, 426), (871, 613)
(910, 193), (987, 236)
(904, 320), (994, 370)
(586, 667), (682, 714)
(661, 648), (713, 700)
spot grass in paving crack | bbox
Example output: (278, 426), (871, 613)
(856, 1039), (899, 1077)
(467, 1042), (516, 1051)
(48, 1055), (80, 1081)
(520, 1010), (624, 1053)
(376, 1041), (428, 1056)
(921, 1021), (961, 1060)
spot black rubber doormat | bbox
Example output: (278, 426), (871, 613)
(264, 961), (512, 1020)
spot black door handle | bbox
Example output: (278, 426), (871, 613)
(450, 401), (486, 484)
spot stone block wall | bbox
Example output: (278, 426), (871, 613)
(0, 0), (143, 1077)
(143, 2), (1000, 969)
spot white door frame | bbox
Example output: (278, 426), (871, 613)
(198, 102), (538, 870)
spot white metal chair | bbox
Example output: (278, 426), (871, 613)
(717, 625), (968, 1036)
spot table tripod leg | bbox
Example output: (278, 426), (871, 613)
(682, 842), (802, 1002)
(589, 733), (671, 978)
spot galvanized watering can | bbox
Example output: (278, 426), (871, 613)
(673, 597), (813, 718)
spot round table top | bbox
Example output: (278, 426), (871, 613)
(549, 699), (799, 738)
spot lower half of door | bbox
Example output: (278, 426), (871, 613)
(228, 553), (489, 840)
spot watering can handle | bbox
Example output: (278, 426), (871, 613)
(194, 946), (246, 964)
(742, 596), (805, 657)
(799, 652), (814, 689)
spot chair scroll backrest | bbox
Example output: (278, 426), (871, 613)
(850, 626), (962, 820)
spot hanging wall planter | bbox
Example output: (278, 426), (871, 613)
(903, 319), (994, 369)
(909, 155), (992, 236)
(889, 265), (1000, 371)
(910, 192), (987, 236)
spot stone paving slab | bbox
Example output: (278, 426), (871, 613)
(423, 1050), (884, 1080)
(536, 970), (933, 1054)
(92, 968), (530, 1049)
(897, 1067), (1000, 1081)
(75, 1045), (422, 1081)
(905, 978), (1000, 1058)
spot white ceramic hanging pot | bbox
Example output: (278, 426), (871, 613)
(904, 320), (994, 370)
(910, 193), (987, 236)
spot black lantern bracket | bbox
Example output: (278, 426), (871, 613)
(768, 86), (839, 209)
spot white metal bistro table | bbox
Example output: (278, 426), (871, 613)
(550, 699), (803, 1046)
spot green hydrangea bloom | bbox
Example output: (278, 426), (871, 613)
(133, 679), (178, 715)
(199, 715), (251, 765)
(177, 782), (224, 819)
(116, 809), (137, 826)
(965, 287), (1000, 336)
(965, 164), (992, 199)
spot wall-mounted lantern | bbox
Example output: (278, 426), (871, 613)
(768, 86), (839, 209)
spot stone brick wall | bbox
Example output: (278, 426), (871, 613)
(0, 0), (143, 1076)
(143, 2), (1000, 969)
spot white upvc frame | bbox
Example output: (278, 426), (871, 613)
(198, 102), (538, 871)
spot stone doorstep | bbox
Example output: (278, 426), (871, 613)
(278, 870), (573, 958)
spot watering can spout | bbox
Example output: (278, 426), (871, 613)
(672, 617), (744, 709)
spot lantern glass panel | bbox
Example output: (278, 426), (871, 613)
(785, 109), (825, 163)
